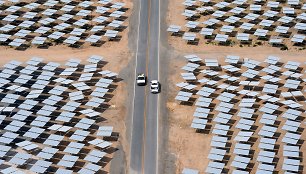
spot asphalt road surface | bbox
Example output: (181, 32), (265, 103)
(129, 0), (160, 173)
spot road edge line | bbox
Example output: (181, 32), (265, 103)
(156, 0), (161, 173)
(128, 0), (142, 172)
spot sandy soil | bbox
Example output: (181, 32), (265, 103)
(167, 101), (212, 173)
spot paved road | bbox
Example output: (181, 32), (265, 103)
(129, 0), (160, 173)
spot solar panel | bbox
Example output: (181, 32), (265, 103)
(74, 118), (94, 129)
(167, 25), (181, 32)
(183, 33), (196, 41)
(9, 38), (26, 47)
(89, 138), (112, 148)
(195, 97), (212, 107)
(64, 142), (84, 154)
(17, 141), (38, 151)
(69, 91), (84, 101)
(291, 34), (305, 43)
(84, 149), (106, 163)
(30, 160), (52, 173)
(205, 166), (222, 174)
(73, 82), (91, 91)
(182, 168), (199, 174)
(48, 31), (65, 40)
(78, 163), (101, 174)
(55, 169), (73, 174)
(237, 33), (249, 41)
(232, 169), (249, 174)
(234, 131), (253, 142)
(58, 155), (78, 168)
(215, 34), (228, 42)
(70, 130), (90, 141)
(231, 156), (250, 169)
(37, 147), (58, 159)
(9, 153), (31, 165)
(86, 97), (105, 107)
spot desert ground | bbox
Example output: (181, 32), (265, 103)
(165, 0), (306, 173)
(0, 0), (133, 173)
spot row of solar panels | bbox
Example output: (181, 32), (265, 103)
(168, 0), (306, 46)
(1, 0), (121, 6)
(0, 0), (128, 48)
(176, 55), (305, 110)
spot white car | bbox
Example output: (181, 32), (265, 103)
(137, 73), (146, 86)
(150, 80), (160, 93)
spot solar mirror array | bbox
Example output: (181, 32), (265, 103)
(175, 54), (306, 173)
(0, 0), (128, 50)
(168, 0), (306, 48)
(0, 55), (120, 173)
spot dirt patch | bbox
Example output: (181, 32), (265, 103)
(167, 101), (212, 173)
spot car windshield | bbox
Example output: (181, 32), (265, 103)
(138, 76), (145, 80)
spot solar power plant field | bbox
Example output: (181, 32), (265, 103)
(0, 0), (128, 50)
(0, 55), (120, 173)
(175, 55), (306, 174)
(168, 0), (306, 49)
